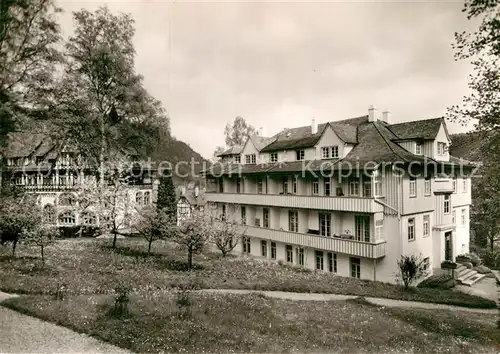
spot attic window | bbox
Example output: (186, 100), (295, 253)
(245, 154), (256, 164)
(270, 153), (278, 163)
(437, 142), (447, 156)
(296, 150), (305, 161)
(415, 143), (422, 155)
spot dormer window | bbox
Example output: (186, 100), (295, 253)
(270, 152), (278, 163)
(321, 146), (339, 159)
(437, 142), (447, 156)
(296, 150), (305, 161)
(245, 154), (256, 164)
(415, 142), (422, 155)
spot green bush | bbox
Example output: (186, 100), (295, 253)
(481, 250), (499, 269)
(468, 253), (482, 267)
(417, 275), (455, 290)
(473, 265), (492, 274)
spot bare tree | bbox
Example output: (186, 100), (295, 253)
(25, 225), (57, 267)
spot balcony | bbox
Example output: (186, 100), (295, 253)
(242, 225), (386, 259)
(205, 192), (384, 213)
(20, 184), (75, 192)
(434, 178), (454, 194)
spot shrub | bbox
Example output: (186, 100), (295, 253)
(417, 275), (455, 290)
(481, 250), (499, 268)
(441, 260), (458, 269)
(54, 283), (67, 301)
(468, 252), (482, 267)
(473, 265), (492, 274)
(109, 286), (130, 318)
(463, 262), (474, 269)
(174, 281), (199, 319)
(397, 255), (427, 289)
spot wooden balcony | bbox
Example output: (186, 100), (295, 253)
(205, 192), (384, 213)
(434, 178), (454, 194)
(241, 225), (386, 259)
(21, 184), (75, 192)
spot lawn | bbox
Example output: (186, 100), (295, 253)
(3, 292), (498, 353)
(0, 238), (497, 309)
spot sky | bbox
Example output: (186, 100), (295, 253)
(57, 0), (478, 159)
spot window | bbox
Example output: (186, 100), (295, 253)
(462, 178), (468, 193)
(331, 146), (339, 158)
(452, 178), (457, 193)
(58, 211), (75, 225)
(424, 176), (431, 196)
(437, 142), (447, 155)
(59, 193), (75, 206)
(321, 147), (330, 159)
(350, 257), (361, 278)
(423, 257), (430, 272)
(263, 208), (269, 228)
(328, 252), (337, 273)
(408, 218), (415, 241)
(218, 178), (224, 193)
(261, 240), (267, 257)
(234, 155), (241, 163)
(363, 181), (372, 197)
(461, 208), (466, 226)
(271, 242), (276, 260)
(319, 213), (331, 237)
(143, 191), (150, 205)
(82, 211), (97, 225)
(374, 172), (382, 197)
(292, 176), (298, 194)
(288, 210), (298, 232)
(296, 247), (304, 266)
(282, 178), (288, 194)
(296, 150), (305, 161)
(241, 206), (246, 225)
(415, 142), (422, 155)
(423, 215), (430, 237)
(375, 219), (384, 241)
(135, 192), (142, 205)
(222, 204), (227, 221)
(324, 178), (331, 196)
(286, 245), (293, 263)
(444, 195), (451, 214)
(349, 178), (359, 196)
(270, 153), (278, 163)
(242, 237), (251, 254)
(355, 215), (370, 242)
(245, 154), (256, 164)
(43, 204), (56, 224)
(236, 177), (242, 194)
(312, 178), (319, 195)
(409, 177), (416, 197)
(316, 250), (324, 270)
(257, 178), (263, 194)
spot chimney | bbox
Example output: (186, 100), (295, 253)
(311, 117), (318, 134)
(259, 126), (265, 136)
(368, 105), (378, 122)
(382, 109), (390, 124)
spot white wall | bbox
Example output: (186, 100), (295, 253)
(433, 123), (451, 161)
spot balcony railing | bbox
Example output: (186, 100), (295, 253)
(240, 225), (386, 259)
(20, 184), (75, 192)
(434, 178), (454, 194)
(205, 192), (384, 213)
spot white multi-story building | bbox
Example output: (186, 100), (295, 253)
(1, 132), (158, 234)
(204, 106), (474, 283)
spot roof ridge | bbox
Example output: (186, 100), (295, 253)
(372, 122), (409, 162)
(389, 116), (444, 127)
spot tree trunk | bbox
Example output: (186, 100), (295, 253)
(41, 245), (44, 267)
(11, 239), (17, 258)
(148, 239), (152, 254)
(112, 231), (117, 249)
(188, 248), (193, 270)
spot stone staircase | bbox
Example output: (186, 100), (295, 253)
(455, 264), (485, 286)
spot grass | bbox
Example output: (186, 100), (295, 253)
(3, 292), (498, 353)
(0, 238), (497, 309)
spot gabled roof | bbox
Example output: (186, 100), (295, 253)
(249, 135), (275, 151)
(217, 145), (243, 157)
(2, 132), (47, 158)
(343, 121), (427, 164)
(388, 117), (449, 141)
(260, 115), (367, 153)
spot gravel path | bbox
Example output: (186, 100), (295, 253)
(0, 292), (130, 354)
(200, 288), (499, 314)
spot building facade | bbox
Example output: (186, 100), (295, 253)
(1, 132), (157, 232)
(204, 107), (474, 283)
